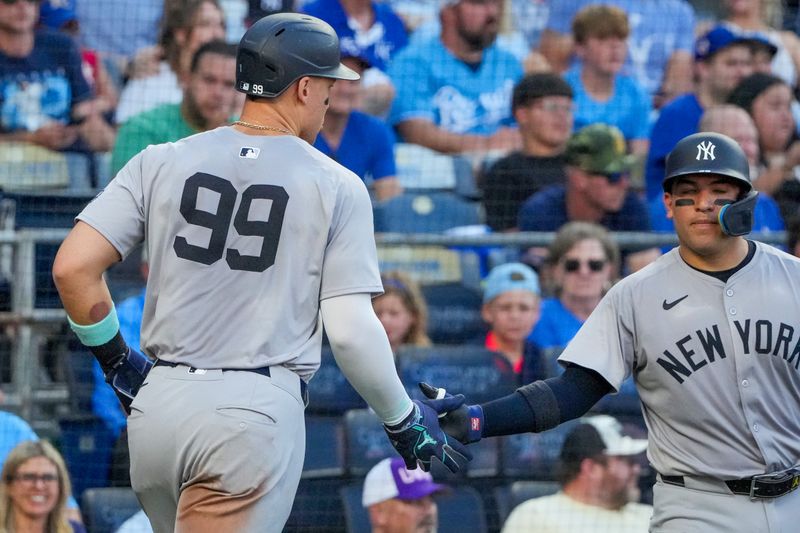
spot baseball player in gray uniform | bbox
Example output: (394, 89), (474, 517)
(423, 132), (800, 532)
(52, 13), (468, 533)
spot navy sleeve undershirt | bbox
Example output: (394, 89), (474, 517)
(481, 364), (613, 437)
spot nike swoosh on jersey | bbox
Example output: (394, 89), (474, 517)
(662, 295), (689, 310)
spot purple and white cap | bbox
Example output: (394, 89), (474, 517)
(361, 457), (446, 507)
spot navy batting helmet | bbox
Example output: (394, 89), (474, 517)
(664, 132), (757, 236)
(235, 13), (359, 98)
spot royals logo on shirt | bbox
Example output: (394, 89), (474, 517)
(239, 147), (260, 159)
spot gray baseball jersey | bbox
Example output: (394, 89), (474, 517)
(78, 127), (383, 380)
(560, 243), (800, 478)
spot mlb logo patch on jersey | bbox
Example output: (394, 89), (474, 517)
(240, 147), (260, 159)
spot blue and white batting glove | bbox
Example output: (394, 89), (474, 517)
(384, 399), (473, 473)
(104, 347), (153, 414)
(419, 382), (485, 444)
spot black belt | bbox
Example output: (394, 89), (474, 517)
(154, 360), (308, 405)
(660, 471), (800, 499)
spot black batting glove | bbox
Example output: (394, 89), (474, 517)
(384, 399), (472, 473)
(104, 347), (153, 414)
(419, 382), (485, 444)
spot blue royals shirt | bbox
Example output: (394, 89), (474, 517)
(313, 110), (396, 181)
(0, 30), (90, 132)
(388, 36), (523, 135)
(302, 0), (408, 71)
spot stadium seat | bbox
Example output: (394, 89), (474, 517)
(494, 480), (561, 523)
(285, 478), (347, 533)
(500, 420), (580, 480)
(5, 192), (96, 308)
(373, 191), (480, 234)
(398, 345), (517, 405)
(341, 483), (488, 533)
(343, 409), (397, 477)
(340, 483), (371, 533)
(303, 415), (346, 479)
(306, 347), (366, 415)
(59, 416), (116, 497)
(419, 282), (485, 344)
(81, 487), (142, 533)
(394, 143), (458, 191)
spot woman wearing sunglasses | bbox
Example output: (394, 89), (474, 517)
(526, 222), (619, 380)
(0, 440), (85, 533)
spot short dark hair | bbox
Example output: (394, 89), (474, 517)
(190, 40), (237, 72)
(512, 73), (573, 111)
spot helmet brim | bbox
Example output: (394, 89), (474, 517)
(322, 63), (361, 82)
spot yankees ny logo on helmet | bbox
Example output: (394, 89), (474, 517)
(696, 141), (716, 161)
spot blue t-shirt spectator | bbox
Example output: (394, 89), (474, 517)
(0, 30), (91, 133)
(0, 412), (38, 468)
(546, 0), (696, 99)
(518, 185), (651, 232)
(92, 288), (145, 439)
(303, 0), (408, 72)
(313, 110), (396, 181)
(76, 0), (162, 62)
(565, 65), (651, 141)
(529, 298), (582, 352)
(388, 35), (522, 135)
(644, 93), (704, 202)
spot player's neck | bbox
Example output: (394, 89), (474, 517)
(679, 237), (750, 272)
(235, 102), (298, 137)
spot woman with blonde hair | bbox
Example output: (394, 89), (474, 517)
(0, 441), (84, 533)
(530, 222), (620, 354)
(373, 271), (432, 354)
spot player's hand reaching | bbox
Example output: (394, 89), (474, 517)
(384, 399), (472, 473)
(419, 382), (485, 444)
(102, 347), (154, 415)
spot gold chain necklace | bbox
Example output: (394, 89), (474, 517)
(233, 120), (293, 135)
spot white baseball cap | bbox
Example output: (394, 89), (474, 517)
(362, 457), (445, 507)
(561, 415), (648, 461)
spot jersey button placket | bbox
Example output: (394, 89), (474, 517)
(727, 285), (760, 452)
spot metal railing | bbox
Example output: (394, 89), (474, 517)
(0, 227), (788, 429)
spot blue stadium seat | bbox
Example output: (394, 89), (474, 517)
(373, 191), (480, 234)
(343, 409), (397, 477)
(341, 483), (488, 533)
(306, 347), (366, 415)
(500, 420), (580, 480)
(81, 487), (141, 533)
(340, 483), (371, 533)
(398, 345), (517, 405)
(419, 282), (485, 344)
(59, 416), (116, 497)
(285, 478), (347, 533)
(303, 415), (346, 479)
(494, 480), (561, 523)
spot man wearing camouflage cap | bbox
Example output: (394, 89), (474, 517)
(518, 123), (660, 273)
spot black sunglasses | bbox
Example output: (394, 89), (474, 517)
(564, 258), (606, 273)
(597, 171), (628, 184)
(1, 0), (38, 4)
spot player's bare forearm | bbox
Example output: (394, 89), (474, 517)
(53, 221), (121, 324)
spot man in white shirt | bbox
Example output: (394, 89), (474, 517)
(502, 415), (652, 533)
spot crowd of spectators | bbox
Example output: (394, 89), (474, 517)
(4, 0), (800, 531)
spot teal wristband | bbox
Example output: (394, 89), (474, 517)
(68, 306), (120, 347)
